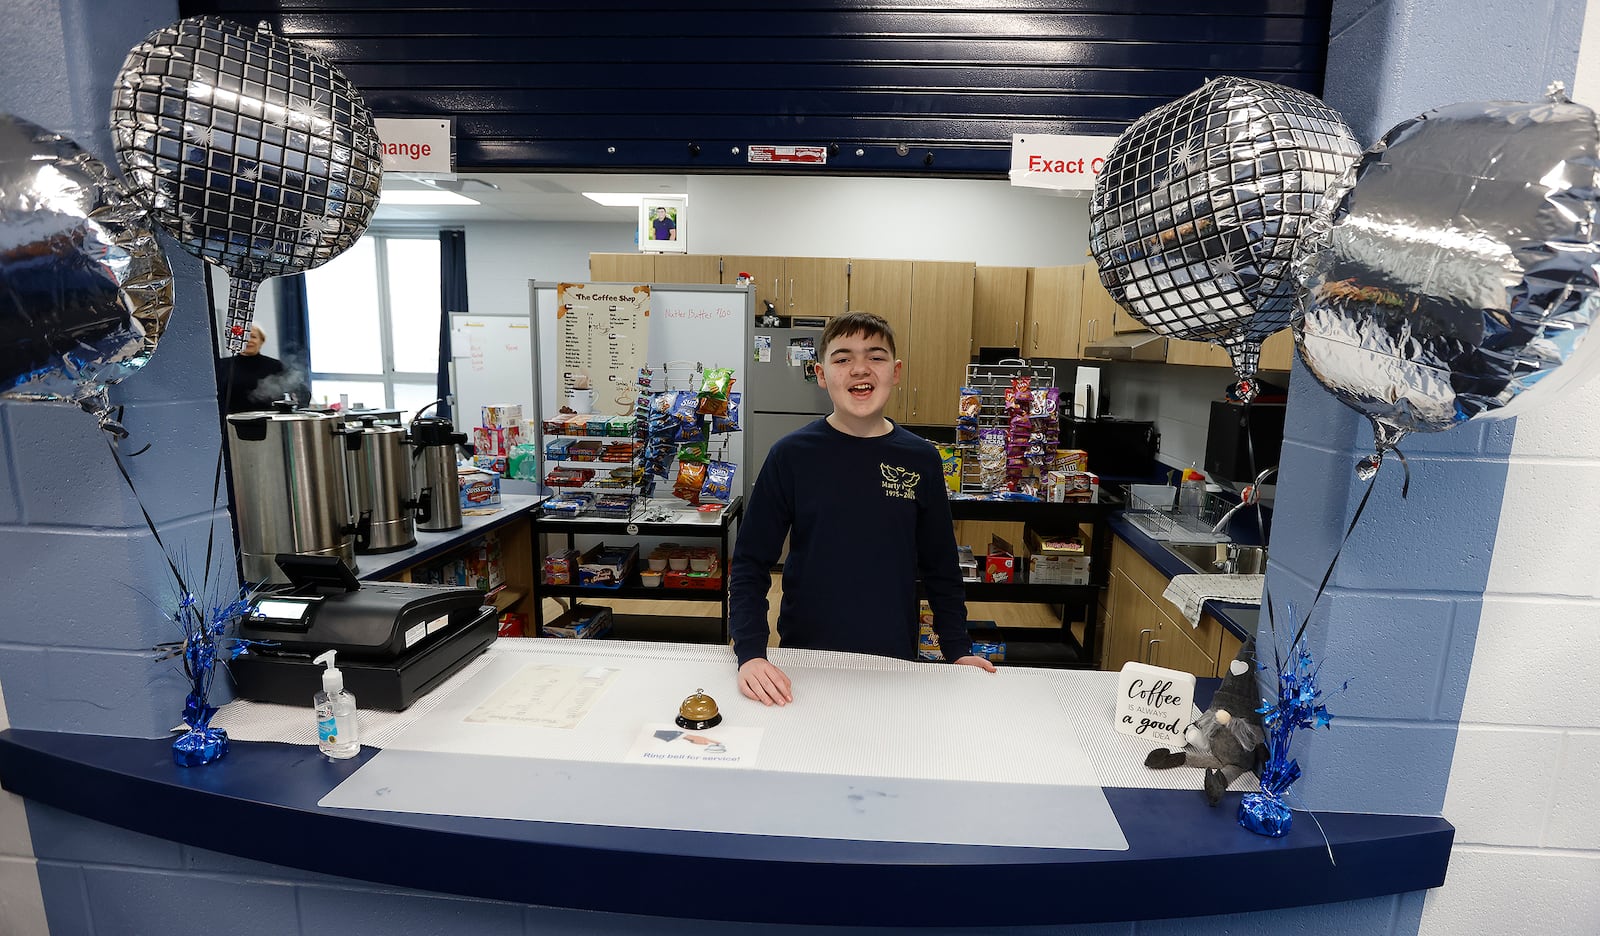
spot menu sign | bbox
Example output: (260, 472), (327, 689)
(1114, 661), (1196, 748)
(556, 283), (651, 417)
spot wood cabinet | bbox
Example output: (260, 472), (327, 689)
(1164, 330), (1296, 372)
(973, 266), (1030, 353)
(843, 259), (973, 424)
(588, 252), (656, 283)
(1021, 265), (1084, 359)
(1102, 536), (1230, 679)
(786, 256), (850, 317)
(846, 259), (914, 422)
(1079, 265), (1119, 354)
(909, 260), (975, 422)
(720, 255), (787, 314)
(654, 254), (721, 284)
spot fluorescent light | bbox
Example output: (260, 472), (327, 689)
(582, 191), (686, 207)
(380, 189), (480, 206)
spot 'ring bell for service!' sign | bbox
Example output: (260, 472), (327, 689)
(1115, 662), (1196, 748)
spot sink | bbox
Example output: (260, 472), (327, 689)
(1164, 542), (1268, 575)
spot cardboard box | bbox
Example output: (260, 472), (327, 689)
(543, 548), (579, 585)
(1028, 553), (1091, 585)
(481, 404), (523, 430)
(497, 611), (528, 638)
(956, 545), (980, 582)
(542, 604), (613, 639)
(967, 625), (1006, 663)
(458, 468), (501, 508)
(472, 425), (521, 456)
(984, 534), (1016, 584)
(472, 454), (508, 475)
(578, 542), (639, 587)
(664, 568), (722, 590)
(1026, 529), (1086, 556)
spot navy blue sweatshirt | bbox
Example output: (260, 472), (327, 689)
(729, 418), (972, 666)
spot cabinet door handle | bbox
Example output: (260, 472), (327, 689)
(1013, 322), (1020, 346)
(788, 277), (794, 309)
(912, 387), (918, 416)
(1137, 628), (1152, 663)
(1148, 638), (1162, 664)
(1032, 321), (1039, 351)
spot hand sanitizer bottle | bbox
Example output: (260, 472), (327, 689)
(313, 650), (360, 759)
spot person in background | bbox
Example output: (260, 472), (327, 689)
(728, 312), (996, 706)
(651, 206), (677, 242)
(221, 324), (291, 413)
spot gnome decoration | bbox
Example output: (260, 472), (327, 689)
(1145, 636), (1267, 806)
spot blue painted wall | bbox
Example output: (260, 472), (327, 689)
(1270, 0), (1584, 823)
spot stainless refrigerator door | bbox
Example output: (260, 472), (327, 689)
(748, 327), (833, 415)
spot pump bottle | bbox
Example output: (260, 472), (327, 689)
(313, 650), (361, 759)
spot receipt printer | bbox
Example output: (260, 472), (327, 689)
(230, 555), (497, 710)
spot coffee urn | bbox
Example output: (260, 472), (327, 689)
(345, 417), (426, 552)
(408, 402), (467, 532)
(226, 402), (365, 584)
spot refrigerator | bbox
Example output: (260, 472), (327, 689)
(747, 323), (834, 494)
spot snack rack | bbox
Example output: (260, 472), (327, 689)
(957, 360), (1057, 493)
(632, 360), (740, 522)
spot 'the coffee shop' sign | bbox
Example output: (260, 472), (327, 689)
(1115, 662), (1197, 748)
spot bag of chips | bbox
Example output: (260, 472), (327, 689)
(697, 367), (736, 416)
(673, 461), (707, 503)
(939, 445), (962, 493)
(677, 441), (709, 463)
(700, 460), (736, 503)
(712, 391), (741, 433)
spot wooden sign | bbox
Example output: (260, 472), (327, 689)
(1114, 661), (1196, 748)
(556, 283), (651, 417)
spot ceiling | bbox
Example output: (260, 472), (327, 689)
(373, 172), (690, 225)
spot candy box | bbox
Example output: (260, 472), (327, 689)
(458, 468), (501, 509)
(984, 534), (1015, 584)
(1026, 529), (1085, 556)
(543, 548), (579, 585)
(578, 542), (639, 587)
(967, 626), (1006, 663)
(472, 425), (521, 457)
(496, 611), (528, 638)
(481, 404), (523, 430)
(472, 454), (508, 475)
(1028, 554), (1091, 585)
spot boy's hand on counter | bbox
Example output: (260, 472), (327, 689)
(738, 658), (794, 706)
(953, 655), (998, 673)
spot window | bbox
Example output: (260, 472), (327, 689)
(304, 233), (441, 422)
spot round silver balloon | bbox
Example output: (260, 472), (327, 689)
(1294, 87), (1600, 477)
(109, 16), (382, 352)
(1, 113), (173, 412)
(1089, 77), (1361, 397)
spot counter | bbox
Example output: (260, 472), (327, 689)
(0, 641), (1451, 928)
(1108, 512), (1259, 641)
(354, 492), (544, 582)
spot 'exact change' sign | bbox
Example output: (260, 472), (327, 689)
(1009, 133), (1117, 192)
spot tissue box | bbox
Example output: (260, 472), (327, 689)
(481, 404), (523, 430)
(473, 425), (521, 456)
(458, 468), (501, 508)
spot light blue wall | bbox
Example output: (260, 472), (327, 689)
(0, 1), (1585, 934)
(1270, 0), (1585, 819)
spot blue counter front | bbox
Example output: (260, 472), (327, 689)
(0, 728), (1451, 927)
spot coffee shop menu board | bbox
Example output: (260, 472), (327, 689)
(556, 283), (651, 417)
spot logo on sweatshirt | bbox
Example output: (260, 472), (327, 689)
(879, 463), (919, 500)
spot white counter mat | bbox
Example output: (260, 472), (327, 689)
(314, 643), (1125, 850)
(214, 640), (1256, 793)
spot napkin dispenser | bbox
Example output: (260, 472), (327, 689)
(231, 555), (496, 710)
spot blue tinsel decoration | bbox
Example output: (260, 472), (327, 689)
(157, 591), (265, 768)
(1239, 638), (1346, 837)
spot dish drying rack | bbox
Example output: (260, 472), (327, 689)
(1123, 486), (1230, 543)
(958, 359), (1057, 493)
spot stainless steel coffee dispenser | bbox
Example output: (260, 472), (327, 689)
(408, 402), (466, 532)
(344, 417), (423, 552)
(226, 402), (364, 584)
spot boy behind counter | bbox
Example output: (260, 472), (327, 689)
(728, 312), (996, 706)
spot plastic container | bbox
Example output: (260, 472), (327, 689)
(668, 554), (689, 571)
(648, 556), (668, 571)
(639, 570), (663, 588)
(689, 556), (715, 572)
(313, 650), (360, 759)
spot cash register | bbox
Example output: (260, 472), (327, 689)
(230, 555), (497, 710)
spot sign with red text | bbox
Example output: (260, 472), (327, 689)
(1115, 661), (1196, 748)
(747, 144), (828, 165)
(1009, 133), (1116, 191)
(374, 118), (454, 175)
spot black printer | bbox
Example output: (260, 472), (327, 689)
(230, 555), (497, 710)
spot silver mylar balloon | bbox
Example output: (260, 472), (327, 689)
(109, 16), (381, 352)
(0, 113), (173, 413)
(1295, 85), (1600, 478)
(1089, 77), (1361, 399)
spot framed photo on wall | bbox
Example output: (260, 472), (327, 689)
(639, 196), (687, 253)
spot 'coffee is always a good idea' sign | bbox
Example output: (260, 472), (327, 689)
(1115, 662), (1196, 748)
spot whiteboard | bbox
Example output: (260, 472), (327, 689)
(449, 313), (536, 429)
(531, 281), (753, 490)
